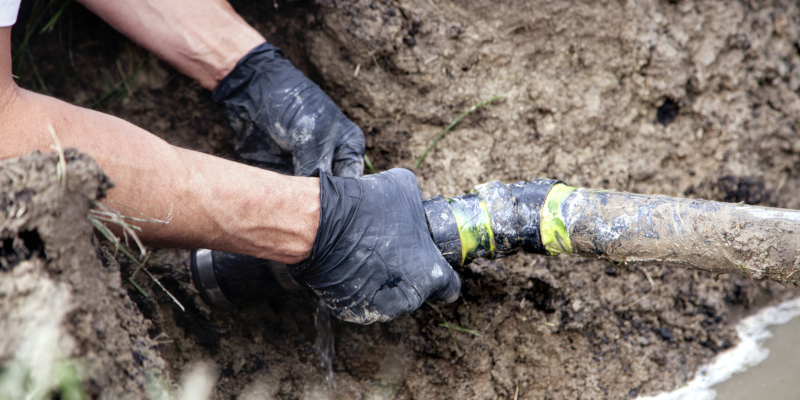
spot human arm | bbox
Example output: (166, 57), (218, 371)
(76, 0), (365, 177)
(3, 7), (459, 320)
(0, 67), (459, 324)
(0, 28), (318, 263)
(0, 78), (460, 321)
(75, 0), (263, 90)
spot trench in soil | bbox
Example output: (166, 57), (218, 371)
(6, 0), (800, 399)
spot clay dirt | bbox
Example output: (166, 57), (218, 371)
(2, 0), (800, 399)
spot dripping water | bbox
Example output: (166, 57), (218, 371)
(314, 298), (336, 396)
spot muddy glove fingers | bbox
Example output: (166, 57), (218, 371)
(290, 115), (365, 178)
(290, 168), (461, 325)
(331, 128), (366, 178)
(213, 42), (365, 177)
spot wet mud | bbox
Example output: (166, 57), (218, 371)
(560, 188), (800, 284)
(6, 0), (800, 399)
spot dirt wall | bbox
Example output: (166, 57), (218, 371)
(0, 152), (168, 399)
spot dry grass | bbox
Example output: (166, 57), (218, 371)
(87, 203), (184, 312)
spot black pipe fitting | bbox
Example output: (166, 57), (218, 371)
(191, 249), (304, 308)
(422, 195), (462, 267)
(191, 178), (562, 308)
(511, 178), (562, 254)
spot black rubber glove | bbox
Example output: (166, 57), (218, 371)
(213, 42), (365, 177)
(291, 168), (462, 324)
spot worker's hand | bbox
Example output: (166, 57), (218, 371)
(290, 168), (461, 324)
(213, 42), (365, 177)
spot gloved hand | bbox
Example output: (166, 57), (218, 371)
(290, 168), (462, 324)
(213, 42), (365, 177)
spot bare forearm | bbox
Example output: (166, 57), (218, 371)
(0, 88), (318, 263)
(76, 0), (265, 90)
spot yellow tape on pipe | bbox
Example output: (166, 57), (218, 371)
(540, 184), (577, 256)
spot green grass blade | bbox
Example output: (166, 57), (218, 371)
(138, 266), (185, 312)
(90, 54), (152, 109)
(438, 323), (481, 336)
(449, 330), (460, 353)
(127, 278), (151, 298)
(426, 301), (482, 353)
(89, 214), (183, 311)
(415, 94), (505, 169)
(39, 0), (72, 34)
(89, 216), (121, 250)
(13, 0), (59, 71)
(28, 52), (50, 94)
(90, 216), (142, 266)
(364, 154), (377, 174)
(425, 300), (444, 318)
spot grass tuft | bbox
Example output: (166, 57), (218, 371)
(425, 301), (480, 353)
(436, 323), (481, 336)
(87, 203), (184, 312)
(91, 54), (153, 109)
(38, 1), (71, 35)
(415, 94), (505, 169)
(13, 0), (72, 76)
(735, 262), (746, 272)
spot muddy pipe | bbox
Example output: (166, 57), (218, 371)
(191, 180), (800, 308)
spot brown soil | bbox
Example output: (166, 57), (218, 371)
(6, 0), (800, 399)
(0, 152), (168, 399)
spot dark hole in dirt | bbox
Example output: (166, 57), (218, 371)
(724, 282), (753, 306)
(656, 98), (680, 126)
(172, 304), (222, 349)
(132, 350), (147, 365)
(654, 327), (675, 342)
(717, 175), (776, 206)
(524, 278), (559, 313)
(0, 230), (45, 271)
